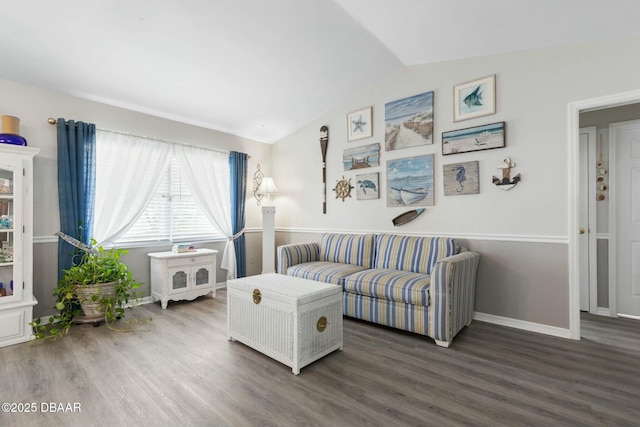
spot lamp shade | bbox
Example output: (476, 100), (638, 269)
(257, 177), (278, 195)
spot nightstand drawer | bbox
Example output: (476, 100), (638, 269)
(167, 255), (214, 268)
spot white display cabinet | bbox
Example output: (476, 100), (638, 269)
(0, 145), (39, 347)
(147, 248), (217, 309)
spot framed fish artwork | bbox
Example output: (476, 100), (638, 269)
(453, 75), (496, 122)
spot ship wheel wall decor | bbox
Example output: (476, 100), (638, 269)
(333, 176), (354, 201)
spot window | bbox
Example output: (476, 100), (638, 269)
(117, 158), (222, 244)
(94, 130), (228, 245)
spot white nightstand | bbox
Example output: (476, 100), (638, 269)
(147, 248), (218, 309)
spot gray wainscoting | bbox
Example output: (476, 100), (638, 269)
(34, 230), (570, 332)
(32, 230), (264, 319)
(461, 239), (569, 329)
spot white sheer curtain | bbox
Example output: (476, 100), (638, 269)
(93, 130), (173, 245)
(173, 144), (236, 279)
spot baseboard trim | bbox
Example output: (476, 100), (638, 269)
(473, 312), (572, 339)
(618, 313), (640, 321)
(137, 296), (154, 306)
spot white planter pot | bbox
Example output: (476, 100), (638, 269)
(74, 281), (117, 322)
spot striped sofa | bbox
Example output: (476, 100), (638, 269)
(277, 233), (480, 347)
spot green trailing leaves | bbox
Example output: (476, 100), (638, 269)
(30, 240), (150, 341)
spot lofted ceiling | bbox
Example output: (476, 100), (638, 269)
(1, 0), (639, 143)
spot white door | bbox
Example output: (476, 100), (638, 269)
(579, 127), (597, 312)
(612, 120), (640, 317)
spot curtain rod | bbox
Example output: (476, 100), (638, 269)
(47, 118), (250, 158)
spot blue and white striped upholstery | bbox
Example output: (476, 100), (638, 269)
(429, 251), (479, 343)
(319, 233), (376, 268)
(375, 234), (457, 275)
(343, 293), (429, 336)
(287, 261), (368, 287)
(276, 233), (479, 347)
(344, 251), (478, 344)
(343, 269), (430, 305)
(277, 242), (319, 275)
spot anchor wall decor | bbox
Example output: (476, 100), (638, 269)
(492, 157), (521, 191)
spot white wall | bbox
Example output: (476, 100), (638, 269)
(0, 77), (272, 317)
(0, 77), (272, 237)
(272, 36), (640, 329)
(274, 36), (640, 237)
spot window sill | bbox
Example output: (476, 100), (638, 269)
(103, 236), (228, 250)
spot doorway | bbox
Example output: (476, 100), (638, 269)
(569, 90), (640, 340)
(609, 119), (640, 318)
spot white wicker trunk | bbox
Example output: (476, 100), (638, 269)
(227, 273), (343, 374)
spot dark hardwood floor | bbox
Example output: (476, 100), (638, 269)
(1, 289), (639, 427)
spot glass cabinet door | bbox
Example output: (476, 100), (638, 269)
(194, 267), (210, 287)
(171, 269), (188, 291)
(0, 165), (17, 302)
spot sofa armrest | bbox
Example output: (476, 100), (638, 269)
(430, 251), (480, 346)
(277, 242), (320, 275)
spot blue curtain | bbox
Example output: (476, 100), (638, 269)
(229, 151), (248, 278)
(57, 119), (96, 279)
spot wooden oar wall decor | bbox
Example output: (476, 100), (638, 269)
(320, 125), (329, 214)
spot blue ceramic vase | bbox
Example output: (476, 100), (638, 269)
(0, 134), (27, 146)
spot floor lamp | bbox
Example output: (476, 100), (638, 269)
(258, 177), (278, 274)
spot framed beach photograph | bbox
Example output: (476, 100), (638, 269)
(443, 161), (479, 195)
(453, 75), (496, 122)
(347, 107), (373, 141)
(442, 122), (505, 155)
(343, 143), (380, 171)
(385, 91), (434, 151)
(356, 172), (379, 200)
(386, 154), (434, 207)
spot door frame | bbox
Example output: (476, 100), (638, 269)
(568, 89), (640, 340)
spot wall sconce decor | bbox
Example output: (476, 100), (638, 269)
(253, 164), (279, 206)
(253, 164), (265, 205)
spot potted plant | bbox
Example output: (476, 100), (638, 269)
(31, 237), (148, 340)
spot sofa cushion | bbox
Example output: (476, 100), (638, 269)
(375, 234), (457, 275)
(319, 233), (377, 268)
(287, 261), (368, 287)
(343, 268), (431, 306)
